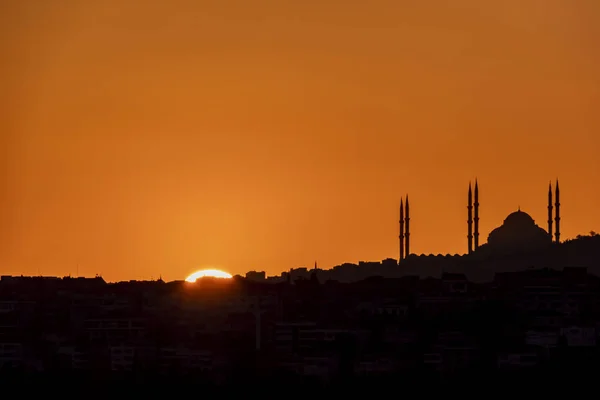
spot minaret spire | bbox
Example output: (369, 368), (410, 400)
(554, 179), (560, 243)
(474, 179), (480, 250)
(467, 182), (473, 254)
(399, 199), (405, 263)
(547, 182), (553, 239)
(405, 195), (410, 258)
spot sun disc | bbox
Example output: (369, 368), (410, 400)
(185, 269), (233, 282)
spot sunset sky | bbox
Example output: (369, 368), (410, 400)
(1, 0), (599, 282)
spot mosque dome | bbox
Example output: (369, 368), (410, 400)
(503, 210), (536, 226)
(486, 209), (551, 254)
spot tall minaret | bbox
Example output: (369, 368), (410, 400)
(405, 195), (410, 257)
(554, 179), (560, 243)
(467, 183), (473, 254)
(474, 179), (480, 250)
(399, 199), (405, 262)
(547, 182), (553, 239)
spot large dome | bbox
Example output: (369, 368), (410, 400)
(503, 210), (535, 226)
(486, 209), (551, 254)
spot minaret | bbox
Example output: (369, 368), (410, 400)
(467, 183), (473, 254)
(554, 179), (560, 243)
(474, 179), (480, 250)
(547, 182), (553, 239)
(399, 199), (405, 262)
(405, 195), (410, 257)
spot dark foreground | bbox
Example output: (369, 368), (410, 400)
(1, 363), (597, 395)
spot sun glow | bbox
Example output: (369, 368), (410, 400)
(185, 269), (233, 282)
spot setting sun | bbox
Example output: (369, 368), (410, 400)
(185, 269), (233, 282)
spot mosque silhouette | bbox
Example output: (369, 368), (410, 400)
(398, 180), (560, 262)
(383, 179), (600, 282)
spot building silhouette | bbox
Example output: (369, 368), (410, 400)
(402, 179), (561, 262)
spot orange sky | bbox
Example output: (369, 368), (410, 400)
(1, 0), (599, 282)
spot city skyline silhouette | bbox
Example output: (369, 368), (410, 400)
(2, 1), (600, 390)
